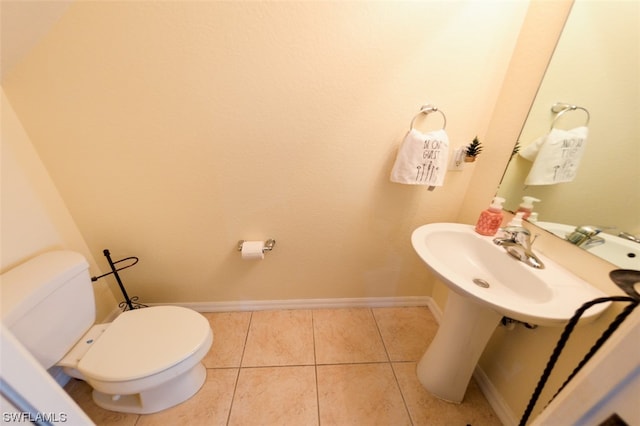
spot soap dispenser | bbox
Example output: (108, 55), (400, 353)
(516, 196), (540, 220)
(475, 196), (505, 236)
(507, 211), (526, 227)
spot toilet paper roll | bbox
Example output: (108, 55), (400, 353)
(241, 241), (265, 260)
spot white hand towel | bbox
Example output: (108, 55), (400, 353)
(522, 126), (588, 185)
(390, 128), (449, 186)
(519, 134), (545, 161)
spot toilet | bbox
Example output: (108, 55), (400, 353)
(1, 250), (213, 414)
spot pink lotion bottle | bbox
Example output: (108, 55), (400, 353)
(475, 196), (505, 236)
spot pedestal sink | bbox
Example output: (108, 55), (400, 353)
(411, 223), (610, 403)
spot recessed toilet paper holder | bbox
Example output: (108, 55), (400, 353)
(237, 239), (276, 253)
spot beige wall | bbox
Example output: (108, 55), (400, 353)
(1, 89), (118, 321)
(2, 1), (528, 303)
(2, 0), (631, 423)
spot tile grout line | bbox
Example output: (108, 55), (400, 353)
(371, 308), (415, 426)
(224, 311), (254, 426)
(207, 360), (416, 372)
(311, 310), (321, 426)
(369, 308), (392, 363)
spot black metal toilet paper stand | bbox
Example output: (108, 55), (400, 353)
(91, 249), (147, 311)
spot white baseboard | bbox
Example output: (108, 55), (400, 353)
(424, 299), (517, 425)
(426, 297), (444, 322)
(150, 295), (434, 312)
(473, 365), (519, 426)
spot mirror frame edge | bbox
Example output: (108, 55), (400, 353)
(457, 0), (575, 225)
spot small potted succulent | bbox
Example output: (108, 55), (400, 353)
(511, 141), (521, 158)
(465, 137), (483, 162)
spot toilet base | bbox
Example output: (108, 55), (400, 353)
(92, 362), (207, 414)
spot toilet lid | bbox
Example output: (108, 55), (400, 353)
(78, 306), (212, 382)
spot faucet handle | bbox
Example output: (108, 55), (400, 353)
(618, 232), (640, 244)
(497, 226), (531, 248)
(501, 225), (531, 236)
(575, 225), (602, 236)
(514, 229), (533, 248)
(493, 226), (532, 248)
(566, 225), (601, 245)
(530, 233), (540, 246)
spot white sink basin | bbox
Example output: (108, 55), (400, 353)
(536, 221), (640, 270)
(412, 222), (609, 326)
(411, 223), (610, 403)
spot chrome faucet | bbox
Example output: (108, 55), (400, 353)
(618, 232), (640, 244)
(493, 226), (545, 269)
(565, 225), (605, 249)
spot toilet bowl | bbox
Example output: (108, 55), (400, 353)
(0, 250), (214, 414)
(59, 305), (213, 414)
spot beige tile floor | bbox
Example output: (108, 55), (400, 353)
(64, 306), (502, 425)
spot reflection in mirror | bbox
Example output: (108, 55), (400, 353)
(498, 0), (639, 269)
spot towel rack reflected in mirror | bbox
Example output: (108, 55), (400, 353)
(550, 102), (590, 130)
(409, 104), (447, 131)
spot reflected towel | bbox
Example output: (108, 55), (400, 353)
(521, 126), (588, 185)
(390, 128), (449, 186)
(519, 134), (545, 161)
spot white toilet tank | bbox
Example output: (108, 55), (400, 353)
(1, 250), (96, 369)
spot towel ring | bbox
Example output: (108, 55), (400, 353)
(550, 102), (590, 130)
(409, 104), (447, 131)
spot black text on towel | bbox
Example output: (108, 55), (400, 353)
(520, 126), (588, 185)
(390, 128), (449, 186)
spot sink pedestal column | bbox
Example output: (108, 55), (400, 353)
(417, 290), (502, 403)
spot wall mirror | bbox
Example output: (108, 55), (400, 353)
(497, 0), (639, 269)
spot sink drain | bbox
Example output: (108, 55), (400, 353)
(473, 278), (490, 288)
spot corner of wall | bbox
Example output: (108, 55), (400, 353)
(1, 87), (119, 320)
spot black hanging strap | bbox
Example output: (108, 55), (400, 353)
(519, 296), (639, 426)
